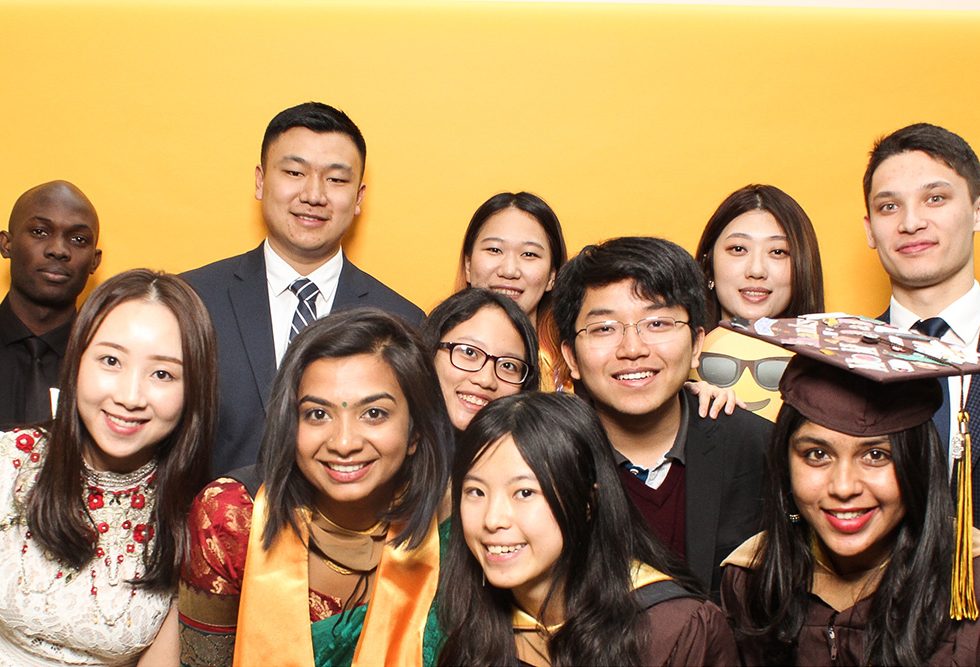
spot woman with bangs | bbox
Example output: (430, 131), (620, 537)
(439, 392), (737, 666)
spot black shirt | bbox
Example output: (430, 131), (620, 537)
(0, 295), (72, 431)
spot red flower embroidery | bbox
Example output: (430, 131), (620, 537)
(131, 493), (145, 509)
(29, 452), (39, 463)
(95, 547), (105, 558)
(87, 493), (104, 510)
(133, 524), (154, 543)
(126, 543), (135, 553)
(15, 434), (34, 453)
(96, 522), (109, 534)
(122, 520), (131, 530)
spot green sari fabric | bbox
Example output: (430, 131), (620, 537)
(311, 520), (449, 667)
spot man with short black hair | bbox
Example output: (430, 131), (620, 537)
(0, 180), (102, 429)
(864, 122), (980, 525)
(184, 102), (423, 474)
(553, 236), (769, 596)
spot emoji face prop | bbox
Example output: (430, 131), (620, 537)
(694, 327), (791, 422)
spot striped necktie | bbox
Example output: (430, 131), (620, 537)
(289, 278), (320, 343)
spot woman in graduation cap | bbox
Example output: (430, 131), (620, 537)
(720, 353), (980, 665)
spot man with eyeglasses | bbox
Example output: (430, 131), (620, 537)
(552, 236), (769, 598)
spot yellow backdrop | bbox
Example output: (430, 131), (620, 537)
(2, 1), (979, 316)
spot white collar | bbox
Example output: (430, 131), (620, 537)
(263, 240), (344, 296)
(889, 281), (980, 345)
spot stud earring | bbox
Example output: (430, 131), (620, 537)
(787, 513), (801, 524)
(707, 280), (715, 290)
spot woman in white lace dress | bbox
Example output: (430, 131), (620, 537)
(0, 270), (215, 666)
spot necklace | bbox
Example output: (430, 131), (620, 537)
(18, 458), (158, 627)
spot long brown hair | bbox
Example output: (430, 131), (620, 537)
(27, 269), (216, 590)
(696, 184), (824, 330)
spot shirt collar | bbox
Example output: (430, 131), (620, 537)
(264, 240), (344, 297)
(612, 393), (689, 467)
(890, 281), (980, 346)
(0, 296), (73, 354)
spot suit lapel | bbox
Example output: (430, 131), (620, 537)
(230, 246), (276, 409)
(331, 254), (370, 312)
(683, 396), (724, 589)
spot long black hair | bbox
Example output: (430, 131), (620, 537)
(258, 308), (453, 550)
(438, 392), (700, 666)
(729, 404), (953, 664)
(27, 269), (216, 590)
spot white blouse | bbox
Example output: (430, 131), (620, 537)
(0, 429), (171, 666)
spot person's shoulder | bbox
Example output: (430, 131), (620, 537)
(340, 259), (425, 323)
(0, 427), (48, 472)
(182, 247), (261, 286)
(190, 477), (255, 521)
(0, 427), (48, 516)
(685, 393), (772, 441)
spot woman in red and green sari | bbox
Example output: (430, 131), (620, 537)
(178, 309), (453, 667)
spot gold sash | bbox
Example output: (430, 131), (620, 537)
(234, 487), (314, 667)
(512, 561), (672, 630)
(233, 486), (440, 667)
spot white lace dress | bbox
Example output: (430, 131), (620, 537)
(0, 429), (171, 666)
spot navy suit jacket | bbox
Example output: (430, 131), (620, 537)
(682, 392), (770, 598)
(878, 307), (980, 527)
(183, 244), (425, 474)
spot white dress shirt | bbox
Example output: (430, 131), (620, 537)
(889, 281), (980, 471)
(264, 240), (343, 366)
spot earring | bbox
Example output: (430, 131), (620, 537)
(482, 570), (486, 587)
(707, 280), (715, 290)
(787, 513), (801, 524)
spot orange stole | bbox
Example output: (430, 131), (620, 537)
(233, 486), (440, 667)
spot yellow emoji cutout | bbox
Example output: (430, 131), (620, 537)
(693, 327), (792, 422)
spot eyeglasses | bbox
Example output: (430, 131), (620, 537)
(698, 352), (791, 391)
(437, 342), (530, 385)
(575, 317), (690, 348)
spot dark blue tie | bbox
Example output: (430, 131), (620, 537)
(289, 278), (319, 343)
(913, 318), (952, 447)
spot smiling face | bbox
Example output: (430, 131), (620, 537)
(460, 435), (564, 618)
(789, 420), (905, 575)
(865, 150), (980, 301)
(710, 209), (792, 321)
(295, 353), (414, 530)
(434, 305), (527, 431)
(464, 207), (556, 324)
(256, 127), (366, 274)
(0, 183), (101, 310)
(561, 279), (703, 426)
(76, 300), (185, 473)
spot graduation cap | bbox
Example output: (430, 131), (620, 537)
(722, 313), (980, 621)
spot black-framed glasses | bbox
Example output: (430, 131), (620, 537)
(437, 342), (530, 385)
(575, 317), (690, 348)
(698, 352), (791, 391)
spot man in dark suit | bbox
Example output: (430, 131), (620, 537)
(552, 237), (769, 598)
(184, 102), (423, 474)
(863, 123), (980, 525)
(0, 181), (102, 429)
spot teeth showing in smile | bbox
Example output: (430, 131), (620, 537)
(829, 510), (868, 520)
(491, 287), (521, 297)
(459, 394), (489, 407)
(486, 544), (525, 555)
(615, 371), (653, 381)
(327, 462), (367, 473)
(107, 414), (144, 428)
